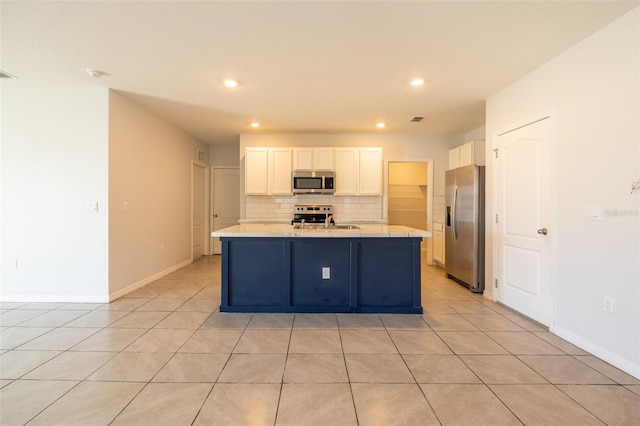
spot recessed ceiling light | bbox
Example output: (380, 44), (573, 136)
(223, 79), (239, 88)
(250, 122), (260, 128)
(376, 122), (386, 129)
(0, 70), (17, 79)
(410, 78), (424, 86)
(86, 68), (105, 78)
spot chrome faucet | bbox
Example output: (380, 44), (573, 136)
(325, 213), (332, 228)
(300, 219), (305, 229)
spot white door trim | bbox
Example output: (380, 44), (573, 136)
(191, 160), (210, 261)
(491, 112), (556, 330)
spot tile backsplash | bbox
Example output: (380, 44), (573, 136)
(245, 195), (384, 222)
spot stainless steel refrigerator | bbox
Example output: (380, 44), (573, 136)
(445, 165), (485, 293)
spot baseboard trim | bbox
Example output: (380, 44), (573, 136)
(553, 325), (640, 380)
(108, 259), (193, 302)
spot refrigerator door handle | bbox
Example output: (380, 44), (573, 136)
(451, 185), (458, 243)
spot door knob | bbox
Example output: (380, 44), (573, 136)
(537, 227), (548, 235)
(214, 214), (218, 218)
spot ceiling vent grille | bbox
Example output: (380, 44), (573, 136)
(0, 70), (17, 79)
(410, 116), (424, 122)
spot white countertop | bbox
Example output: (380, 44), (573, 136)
(212, 224), (431, 238)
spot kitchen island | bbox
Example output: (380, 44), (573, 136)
(211, 224), (430, 314)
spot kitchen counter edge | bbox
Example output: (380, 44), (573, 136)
(212, 224), (431, 238)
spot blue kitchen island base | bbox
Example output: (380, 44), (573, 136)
(220, 237), (423, 314)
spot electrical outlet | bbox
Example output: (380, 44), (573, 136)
(10, 258), (18, 269)
(322, 267), (330, 280)
(603, 296), (614, 314)
(86, 202), (98, 213)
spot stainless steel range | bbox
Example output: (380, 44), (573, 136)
(291, 204), (334, 225)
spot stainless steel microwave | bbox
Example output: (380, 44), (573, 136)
(293, 171), (334, 194)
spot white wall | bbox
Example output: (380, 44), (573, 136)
(1, 88), (110, 302)
(210, 143), (240, 167)
(108, 91), (209, 298)
(486, 8), (640, 377)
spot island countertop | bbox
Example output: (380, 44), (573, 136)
(211, 224), (431, 238)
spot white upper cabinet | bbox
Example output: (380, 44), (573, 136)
(334, 147), (382, 196)
(245, 147), (269, 195)
(292, 148), (334, 171)
(245, 147), (292, 195)
(449, 140), (485, 169)
(334, 148), (359, 195)
(358, 147), (383, 196)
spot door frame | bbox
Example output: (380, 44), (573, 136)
(491, 112), (557, 330)
(191, 160), (210, 260)
(384, 158), (434, 263)
(210, 165), (240, 254)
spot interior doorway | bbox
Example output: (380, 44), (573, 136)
(212, 167), (240, 254)
(387, 161), (432, 261)
(192, 161), (209, 261)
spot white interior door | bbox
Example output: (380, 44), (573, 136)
(497, 117), (553, 326)
(212, 168), (240, 254)
(192, 164), (205, 260)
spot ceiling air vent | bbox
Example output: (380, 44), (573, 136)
(410, 116), (424, 122)
(0, 70), (17, 79)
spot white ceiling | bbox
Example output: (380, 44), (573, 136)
(2, 1), (638, 144)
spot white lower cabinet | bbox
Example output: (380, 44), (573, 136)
(433, 222), (445, 264)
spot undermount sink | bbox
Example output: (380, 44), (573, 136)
(292, 224), (360, 230)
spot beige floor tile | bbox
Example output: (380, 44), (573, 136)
(485, 331), (565, 354)
(558, 384), (640, 426)
(490, 384), (605, 425)
(461, 355), (547, 384)
(201, 312), (252, 329)
(27, 381), (144, 426)
(111, 382), (211, 426)
(194, 383), (280, 426)
(0, 350), (61, 379)
(379, 314), (431, 330)
(58, 302), (105, 310)
(345, 353), (414, 383)
(448, 300), (497, 314)
(88, 352), (172, 382)
(626, 385), (640, 396)
(63, 310), (129, 327)
(460, 314), (526, 331)
(0, 309), (49, 326)
(233, 329), (290, 353)
(404, 354), (481, 384)
(17, 302), (66, 310)
(284, 353), (348, 383)
(156, 287), (201, 298)
(421, 299), (456, 314)
(247, 313), (294, 329)
(109, 311), (169, 328)
(136, 298), (187, 312)
(436, 331), (509, 355)
(18, 310), (89, 327)
(154, 311), (210, 329)
(288, 330), (342, 353)
(503, 314), (546, 331)
(179, 329), (242, 353)
(421, 383), (521, 425)
(0, 380), (11, 388)
(352, 383), (440, 426)
(0, 327), (54, 349)
(477, 300), (518, 316)
(276, 383), (357, 426)
(23, 351), (114, 380)
(341, 330), (397, 354)
(518, 355), (615, 384)
(98, 298), (150, 311)
(153, 353), (229, 382)
(532, 331), (591, 355)
(176, 298), (219, 312)
(336, 314), (384, 329)
(124, 328), (193, 352)
(218, 353), (286, 383)
(70, 327), (146, 352)
(293, 313), (338, 329)
(423, 313), (478, 331)
(17, 327), (99, 350)
(575, 355), (640, 385)
(389, 330), (452, 354)
(0, 380), (78, 426)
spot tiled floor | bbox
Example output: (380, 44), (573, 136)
(1, 256), (639, 425)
